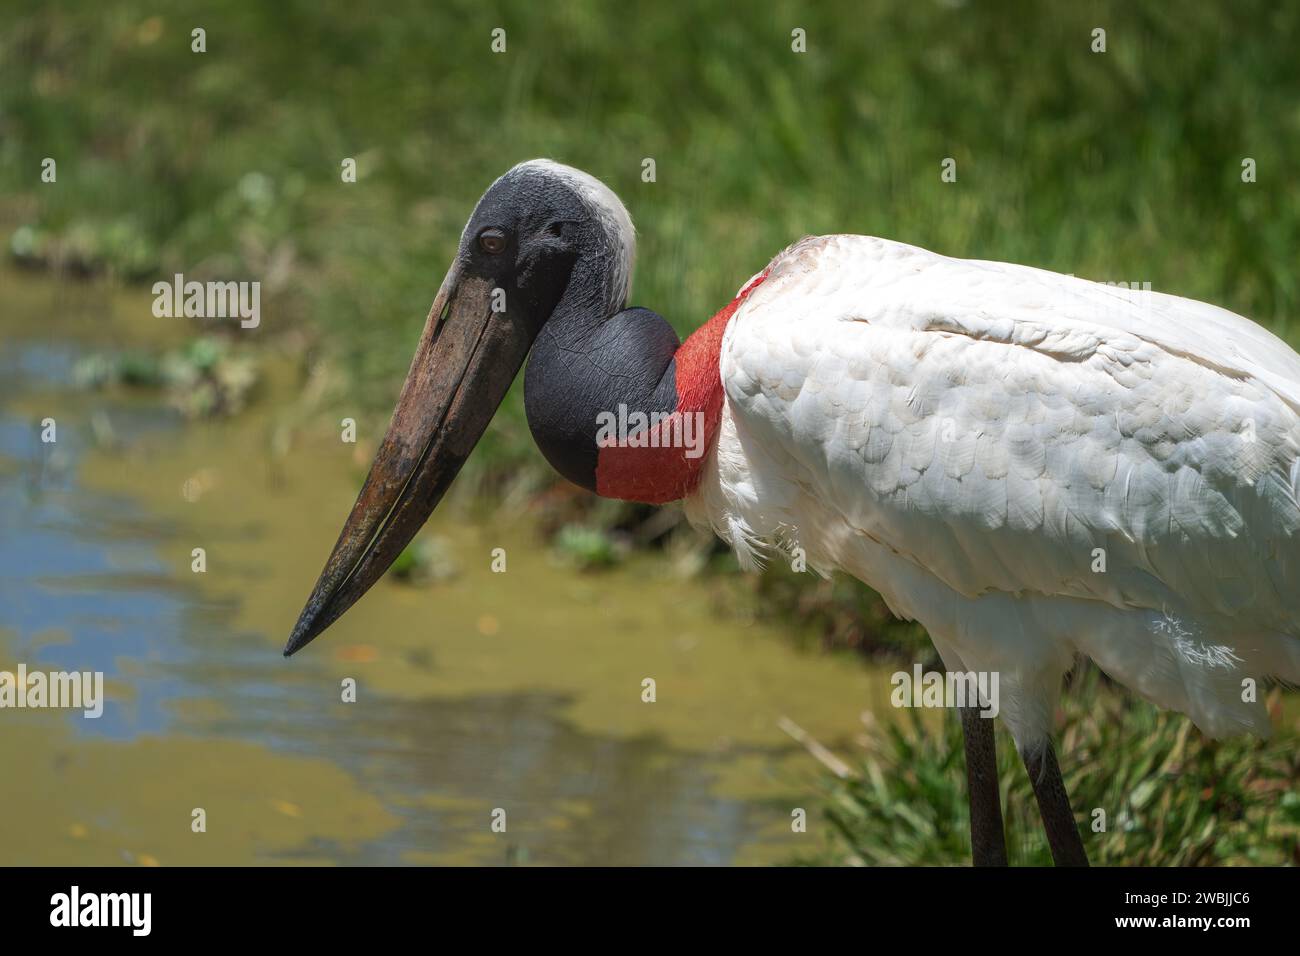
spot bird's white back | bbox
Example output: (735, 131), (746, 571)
(687, 235), (1300, 746)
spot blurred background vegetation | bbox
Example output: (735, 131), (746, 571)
(2, 0), (1297, 864)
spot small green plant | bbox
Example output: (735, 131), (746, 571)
(552, 524), (623, 571)
(73, 337), (259, 418)
(388, 536), (459, 586)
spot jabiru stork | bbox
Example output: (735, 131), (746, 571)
(287, 160), (1300, 867)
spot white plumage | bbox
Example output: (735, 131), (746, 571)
(685, 234), (1300, 748)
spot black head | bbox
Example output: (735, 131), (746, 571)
(457, 160), (635, 328)
(285, 160), (635, 656)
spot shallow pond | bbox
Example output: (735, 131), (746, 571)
(0, 267), (897, 865)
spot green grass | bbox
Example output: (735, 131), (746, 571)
(5, 1), (1299, 430)
(799, 669), (1300, 866)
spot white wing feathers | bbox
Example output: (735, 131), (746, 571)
(701, 235), (1300, 742)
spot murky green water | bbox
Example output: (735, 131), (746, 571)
(0, 268), (897, 865)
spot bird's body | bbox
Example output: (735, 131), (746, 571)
(288, 161), (1300, 864)
(685, 234), (1300, 747)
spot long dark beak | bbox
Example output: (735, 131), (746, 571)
(285, 261), (529, 656)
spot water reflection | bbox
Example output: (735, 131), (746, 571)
(0, 270), (877, 865)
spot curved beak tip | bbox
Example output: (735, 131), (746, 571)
(284, 603), (326, 657)
(282, 267), (535, 661)
(282, 625), (310, 658)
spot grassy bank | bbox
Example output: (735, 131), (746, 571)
(5, 1), (1298, 395)
(799, 669), (1299, 866)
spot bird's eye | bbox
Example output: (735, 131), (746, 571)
(478, 228), (507, 255)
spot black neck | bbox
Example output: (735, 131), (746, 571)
(524, 294), (679, 492)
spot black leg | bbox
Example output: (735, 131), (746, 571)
(1021, 741), (1089, 867)
(959, 704), (1008, 866)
